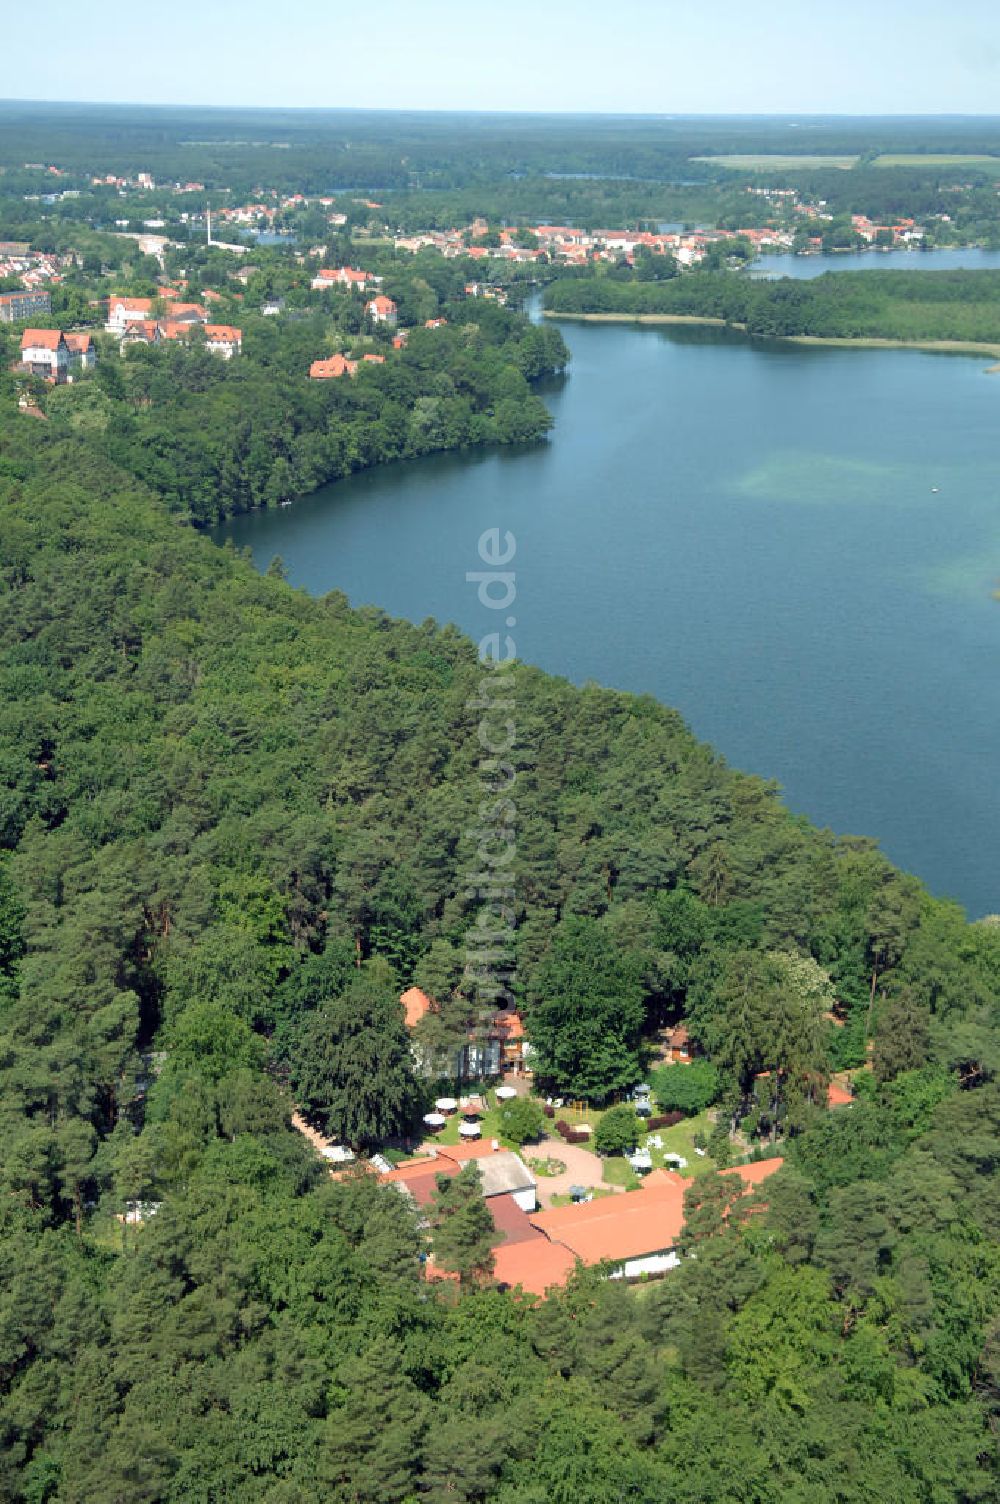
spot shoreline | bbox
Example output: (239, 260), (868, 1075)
(543, 310), (1000, 358)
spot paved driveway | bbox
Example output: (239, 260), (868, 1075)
(523, 1136), (621, 1208)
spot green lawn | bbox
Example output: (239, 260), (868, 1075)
(691, 154), (858, 171)
(602, 1157), (642, 1190)
(873, 154), (1000, 171)
(648, 1110), (718, 1177)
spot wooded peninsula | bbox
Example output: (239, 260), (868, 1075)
(545, 266), (1000, 347)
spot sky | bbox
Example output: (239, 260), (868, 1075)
(6, 0), (1000, 114)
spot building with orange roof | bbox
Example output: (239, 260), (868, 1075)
(720, 1157), (785, 1190)
(400, 986), (432, 1029)
(366, 294), (397, 327)
(310, 265), (376, 291)
(203, 324), (242, 358)
(106, 295), (154, 333)
(529, 1170), (692, 1278)
(164, 301), (209, 323)
(63, 332), (96, 370)
(309, 352), (357, 380)
(19, 328), (68, 381)
(493, 1228), (579, 1297)
(156, 319), (192, 342)
(827, 1081), (854, 1108)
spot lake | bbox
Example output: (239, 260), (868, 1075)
(216, 316), (1000, 917)
(753, 247), (1000, 278)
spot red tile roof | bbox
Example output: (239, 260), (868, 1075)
(400, 986), (433, 1028)
(827, 1081), (854, 1108)
(488, 1191), (540, 1246)
(529, 1171), (692, 1266)
(381, 1155), (457, 1206)
(720, 1157), (785, 1189)
(63, 333), (92, 352)
(20, 328), (63, 350)
(108, 295), (153, 313)
(493, 1235), (578, 1295)
(204, 324), (241, 343)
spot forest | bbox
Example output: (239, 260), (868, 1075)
(545, 266), (1000, 343)
(0, 341), (999, 1497)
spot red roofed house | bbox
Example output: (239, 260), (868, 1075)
(203, 325), (242, 359)
(64, 332), (96, 370)
(529, 1168), (692, 1279)
(310, 266), (375, 291)
(827, 1081), (854, 1109)
(164, 301), (209, 324)
(665, 1024), (694, 1063)
(20, 329), (69, 382)
(156, 320), (193, 342)
(720, 1157), (785, 1191)
(400, 986), (432, 1029)
(106, 295), (154, 333)
(309, 353), (357, 380)
(424, 317), (447, 329)
(119, 319), (161, 350)
(366, 294), (397, 327)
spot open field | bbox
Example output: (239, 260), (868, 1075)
(691, 153), (858, 170)
(873, 153), (1000, 170)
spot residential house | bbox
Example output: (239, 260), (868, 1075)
(164, 301), (209, 324)
(106, 295), (155, 333)
(399, 987), (527, 1081)
(64, 333), (96, 370)
(309, 353), (357, 379)
(119, 319), (161, 350)
(664, 1024), (694, 1063)
(529, 1168), (691, 1280)
(203, 324), (242, 358)
(310, 266), (376, 292)
(528, 1158), (785, 1284)
(0, 288), (51, 323)
(19, 328), (69, 382)
(382, 1140), (536, 1214)
(366, 294), (397, 327)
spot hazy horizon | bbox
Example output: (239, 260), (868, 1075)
(6, 0), (1000, 115)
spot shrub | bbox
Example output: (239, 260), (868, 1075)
(555, 1119), (572, 1140)
(542, 1102), (555, 1118)
(647, 1112), (684, 1131)
(594, 1105), (642, 1156)
(650, 1060), (720, 1116)
(497, 1096), (546, 1146)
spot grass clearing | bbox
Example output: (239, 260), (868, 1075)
(873, 154), (1000, 171)
(691, 154), (858, 171)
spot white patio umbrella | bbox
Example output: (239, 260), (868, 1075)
(459, 1120), (482, 1138)
(423, 1112), (446, 1129)
(435, 1097), (458, 1113)
(494, 1086), (518, 1101)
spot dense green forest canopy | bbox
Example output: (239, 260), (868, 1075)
(0, 345), (999, 1494)
(545, 266), (1000, 343)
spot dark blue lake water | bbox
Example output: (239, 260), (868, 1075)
(216, 315), (1000, 916)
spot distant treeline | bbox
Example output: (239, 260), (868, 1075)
(546, 267), (1000, 343)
